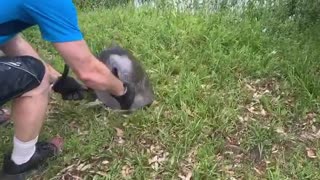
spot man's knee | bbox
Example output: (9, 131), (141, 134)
(21, 61), (51, 98)
(0, 55), (49, 105)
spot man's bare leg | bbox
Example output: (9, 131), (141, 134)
(0, 35), (54, 166)
(0, 34), (58, 133)
(8, 63), (52, 166)
(12, 64), (51, 142)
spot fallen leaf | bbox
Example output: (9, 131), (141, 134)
(275, 127), (287, 136)
(96, 171), (108, 176)
(102, 160), (109, 165)
(160, 152), (169, 161)
(117, 138), (125, 144)
(306, 147), (317, 159)
(306, 112), (317, 121)
(272, 145), (279, 154)
(245, 84), (256, 92)
(79, 131), (89, 135)
(81, 164), (92, 171)
(76, 163), (86, 171)
(178, 171), (192, 180)
(148, 155), (158, 164)
(151, 162), (159, 170)
(260, 108), (267, 116)
(238, 115), (248, 122)
(299, 130), (320, 142)
(312, 125), (317, 133)
(253, 167), (262, 175)
(115, 128), (124, 137)
(114, 128), (125, 144)
(185, 171), (192, 180)
(121, 164), (134, 178)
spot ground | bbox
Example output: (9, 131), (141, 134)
(1, 5), (320, 180)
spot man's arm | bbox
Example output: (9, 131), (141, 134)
(0, 35), (61, 84)
(22, 0), (125, 96)
(53, 40), (125, 96)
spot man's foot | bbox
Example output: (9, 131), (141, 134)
(0, 140), (62, 180)
(0, 108), (10, 126)
(112, 83), (136, 110)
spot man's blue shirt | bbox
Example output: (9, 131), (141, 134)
(0, 0), (84, 45)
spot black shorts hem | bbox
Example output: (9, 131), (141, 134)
(0, 56), (45, 106)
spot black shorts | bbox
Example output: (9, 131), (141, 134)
(0, 56), (45, 107)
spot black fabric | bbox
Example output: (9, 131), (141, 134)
(52, 76), (85, 100)
(0, 20), (34, 36)
(111, 82), (136, 110)
(2, 141), (58, 175)
(0, 56), (45, 106)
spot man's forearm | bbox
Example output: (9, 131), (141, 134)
(0, 34), (61, 83)
(53, 40), (125, 96)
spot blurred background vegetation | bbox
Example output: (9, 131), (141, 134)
(72, 0), (320, 29)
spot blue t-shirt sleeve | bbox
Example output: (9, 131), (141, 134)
(23, 0), (83, 43)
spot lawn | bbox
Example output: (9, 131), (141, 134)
(1, 3), (320, 180)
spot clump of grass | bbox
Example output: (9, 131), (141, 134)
(0, 2), (320, 179)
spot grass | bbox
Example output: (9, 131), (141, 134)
(1, 3), (320, 179)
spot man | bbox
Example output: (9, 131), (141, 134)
(0, 0), (135, 178)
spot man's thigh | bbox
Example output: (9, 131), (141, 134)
(0, 55), (46, 106)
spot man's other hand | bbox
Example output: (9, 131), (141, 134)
(52, 76), (85, 100)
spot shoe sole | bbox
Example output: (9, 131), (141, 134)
(0, 164), (47, 180)
(0, 138), (63, 180)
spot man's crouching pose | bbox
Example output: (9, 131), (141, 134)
(0, 0), (136, 178)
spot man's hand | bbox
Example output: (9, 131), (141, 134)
(111, 82), (136, 110)
(52, 76), (86, 100)
(53, 40), (125, 95)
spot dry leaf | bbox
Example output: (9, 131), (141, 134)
(115, 128), (124, 137)
(117, 138), (125, 144)
(275, 127), (287, 136)
(306, 112), (317, 121)
(299, 130), (320, 142)
(253, 167), (262, 175)
(102, 160), (109, 165)
(178, 171), (192, 180)
(272, 145), (279, 154)
(121, 164), (134, 178)
(246, 105), (267, 116)
(81, 164), (92, 171)
(185, 171), (192, 180)
(148, 156), (158, 164)
(312, 125), (317, 133)
(76, 163), (86, 171)
(245, 83), (256, 92)
(96, 171), (108, 176)
(247, 106), (256, 113)
(114, 127), (125, 144)
(260, 108), (267, 116)
(238, 115), (248, 122)
(306, 147), (317, 159)
(79, 131), (89, 135)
